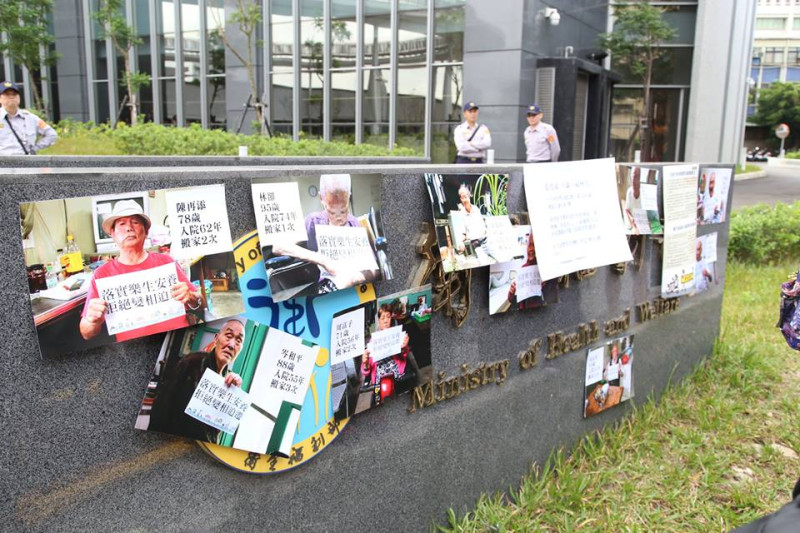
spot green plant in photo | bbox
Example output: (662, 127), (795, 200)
(472, 173), (508, 216)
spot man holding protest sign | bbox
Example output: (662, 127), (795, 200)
(80, 199), (202, 341)
(148, 319), (245, 442)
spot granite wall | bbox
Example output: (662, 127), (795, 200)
(0, 163), (731, 532)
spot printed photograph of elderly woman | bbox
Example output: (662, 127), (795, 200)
(253, 173), (392, 302)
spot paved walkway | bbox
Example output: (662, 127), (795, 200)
(733, 163), (800, 209)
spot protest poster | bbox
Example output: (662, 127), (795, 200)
(165, 184), (233, 260)
(662, 164), (699, 298)
(423, 173), (513, 273)
(21, 186), (244, 358)
(617, 165), (662, 235)
(314, 224), (380, 272)
(139, 315), (322, 457)
(251, 173), (392, 303)
(251, 181), (308, 246)
(583, 335), (635, 418)
(525, 158), (632, 281)
(694, 232), (718, 294)
(330, 307), (366, 366)
(331, 285), (433, 420)
(367, 325), (406, 361)
(483, 215), (525, 263)
(698, 167), (732, 225)
(184, 368), (250, 435)
(95, 262), (186, 335)
(515, 264), (543, 301)
(488, 226), (558, 315)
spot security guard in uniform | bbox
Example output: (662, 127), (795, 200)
(0, 81), (57, 155)
(453, 101), (491, 164)
(523, 104), (560, 163)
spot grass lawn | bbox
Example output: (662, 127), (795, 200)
(440, 261), (800, 532)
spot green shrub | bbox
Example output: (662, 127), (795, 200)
(44, 120), (420, 157)
(728, 201), (800, 264)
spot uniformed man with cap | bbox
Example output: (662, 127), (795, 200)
(453, 101), (491, 164)
(0, 81), (57, 155)
(523, 104), (560, 163)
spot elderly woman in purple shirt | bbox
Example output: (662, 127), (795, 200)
(273, 173), (379, 287)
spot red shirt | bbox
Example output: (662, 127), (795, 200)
(82, 252), (192, 342)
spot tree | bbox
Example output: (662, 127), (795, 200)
(0, 0), (59, 117)
(94, 0), (151, 126)
(751, 82), (800, 149)
(599, 3), (676, 162)
(213, 0), (265, 132)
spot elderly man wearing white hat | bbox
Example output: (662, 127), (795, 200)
(79, 199), (202, 341)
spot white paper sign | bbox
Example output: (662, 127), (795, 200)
(524, 158), (633, 281)
(331, 307), (366, 365)
(484, 215), (523, 263)
(585, 347), (605, 385)
(516, 264), (543, 301)
(249, 328), (319, 410)
(314, 224), (379, 272)
(252, 182), (308, 246)
(639, 183), (658, 211)
(661, 164), (699, 297)
(631, 209), (652, 234)
(184, 368), (250, 435)
(703, 232), (718, 263)
(95, 262), (186, 335)
(166, 185), (233, 260)
(367, 325), (405, 361)
(606, 361), (620, 381)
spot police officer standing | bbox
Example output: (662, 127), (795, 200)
(0, 81), (57, 155)
(524, 104), (560, 163)
(454, 101), (491, 164)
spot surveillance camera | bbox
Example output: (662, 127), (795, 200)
(549, 10), (560, 26)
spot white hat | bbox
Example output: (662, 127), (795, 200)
(102, 199), (151, 235)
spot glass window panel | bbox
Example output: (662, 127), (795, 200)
(135, 0), (151, 38)
(94, 81), (110, 123)
(756, 17), (786, 30)
(612, 47), (693, 85)
(788, 48), (800, 65)
(786, 67), (800, 82)
(794, 17), (800, 29)
(332, 125), (356, 143)
(207, 0), (226, 74)
(399, 0), (427, 67)
(139, 83), (154, 122)
(610, 88), (681, 162)
(764, 47), (785, 64)
(207, 75), (226, 128)
(0, 55), (5, 81)
(94, 40), (109, 81)
(363, 67), (391, 146)
(750, 67), (760, 81)
(432, 64), (462, 123)
(271, 0), (293, 71)
(331, 70), (356, 122)
(762, 67), (781, 83)
(364, 2), (391, 67)
(397, 64), (426, 155)
(431, 123), (457, 164)
(158, 0), (177, 77)
(433, 0), (464, 63)
(160, 78), (177, 124)
(182, 0), (201, 81)
(331, 0), (356, 69)
(660, 6), (696, 44)
(271, 71), (294, 131)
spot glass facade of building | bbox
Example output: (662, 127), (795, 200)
(608, 1), (697, 163)
(48, 0), (465, 158)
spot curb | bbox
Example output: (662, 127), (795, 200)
(735, 170), (767, 181)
